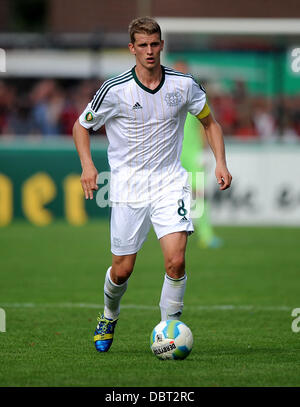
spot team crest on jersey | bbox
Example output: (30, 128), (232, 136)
(85, 112), (93, 121)
(164, 91), (182, 106)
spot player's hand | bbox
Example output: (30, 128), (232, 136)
(215, 163), (232, 191)
(81, 164), (99, 199)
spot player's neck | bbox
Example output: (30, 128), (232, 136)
(134, 64), (162, 91)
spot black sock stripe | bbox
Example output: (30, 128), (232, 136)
(166, 273), (186, 282)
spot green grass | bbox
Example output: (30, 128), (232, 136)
(0, 221), (300, 387)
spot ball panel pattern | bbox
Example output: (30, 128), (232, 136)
(150, 320), (193, 360)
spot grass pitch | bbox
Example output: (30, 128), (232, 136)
(0, 221), (300, 387)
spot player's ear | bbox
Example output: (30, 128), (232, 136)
(160, 40), (164, 51)
(128, 43), (136, 55)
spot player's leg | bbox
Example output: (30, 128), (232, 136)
(94, 253), (136, 352)
(151, 185), (193, 321)
(158, 231), (188, 320)
(94, 203), (151, 352)
(159, 231), (187, 279)
(104, 253), (137, 320)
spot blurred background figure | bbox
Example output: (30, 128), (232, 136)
(173, 61), (223, 249)
(5, 94), (37, 136)
(0, 80), (17, 135)
(252, 96), (276, 142)
(30, 79), (65, 137)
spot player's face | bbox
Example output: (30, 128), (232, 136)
(128, 33), (164, 70)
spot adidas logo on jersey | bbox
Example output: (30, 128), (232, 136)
(179, 216), (189, 223)
(132, 102), (143, 110)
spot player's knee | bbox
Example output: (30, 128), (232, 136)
(111, 260), (134, 284)
(165, 254), (185, 278)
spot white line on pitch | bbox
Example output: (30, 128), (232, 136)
(0, 303), (292, 311)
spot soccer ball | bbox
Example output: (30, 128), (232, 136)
(150, 320), (193, 360)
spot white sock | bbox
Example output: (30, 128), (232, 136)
(103, 266), (128, 320)
(159, 273), (187, 321)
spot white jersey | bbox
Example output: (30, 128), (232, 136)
(79, 66), (206, 203)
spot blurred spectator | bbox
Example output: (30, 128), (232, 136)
(232, 80), (248, 104)
(30, 79), (65, 136)
(279, 114), (299, 142)
(232, 80), (258, 139)
(210, 92), (237, 136)
(234, 104), (258, 139)
(0, 77), (299, 140)
(0, 81), (16, 135)
(60, 80), (98, 136)
(273, 95), (300, 140)
(5, 95), (37, 136)
(291, 95), (300, 137)
(59, 87), (79, 136)
(253, 96), (276, 141)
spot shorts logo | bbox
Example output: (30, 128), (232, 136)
(165, 91), (182, 106)
(179, 216), (189, 223)
(113, 237), (122, 247)
(85, 112), (94, 121)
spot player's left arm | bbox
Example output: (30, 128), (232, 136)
(197, 109), (232, 190)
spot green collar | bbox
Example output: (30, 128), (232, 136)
(131, 66), (165, 94)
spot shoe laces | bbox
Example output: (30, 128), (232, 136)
(96, 314), (114, 334)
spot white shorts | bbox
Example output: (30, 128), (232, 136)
(110, 186), (194, 255)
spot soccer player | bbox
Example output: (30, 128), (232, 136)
(73, 17), (232, 352)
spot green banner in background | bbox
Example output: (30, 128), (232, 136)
(167, 49), (300, 96)
(0, 139), (110, 226)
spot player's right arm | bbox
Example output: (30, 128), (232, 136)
(72, 119), (98, 200)
(74, 81), (119, 199)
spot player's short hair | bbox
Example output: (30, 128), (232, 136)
(128, 17), (162, 43)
